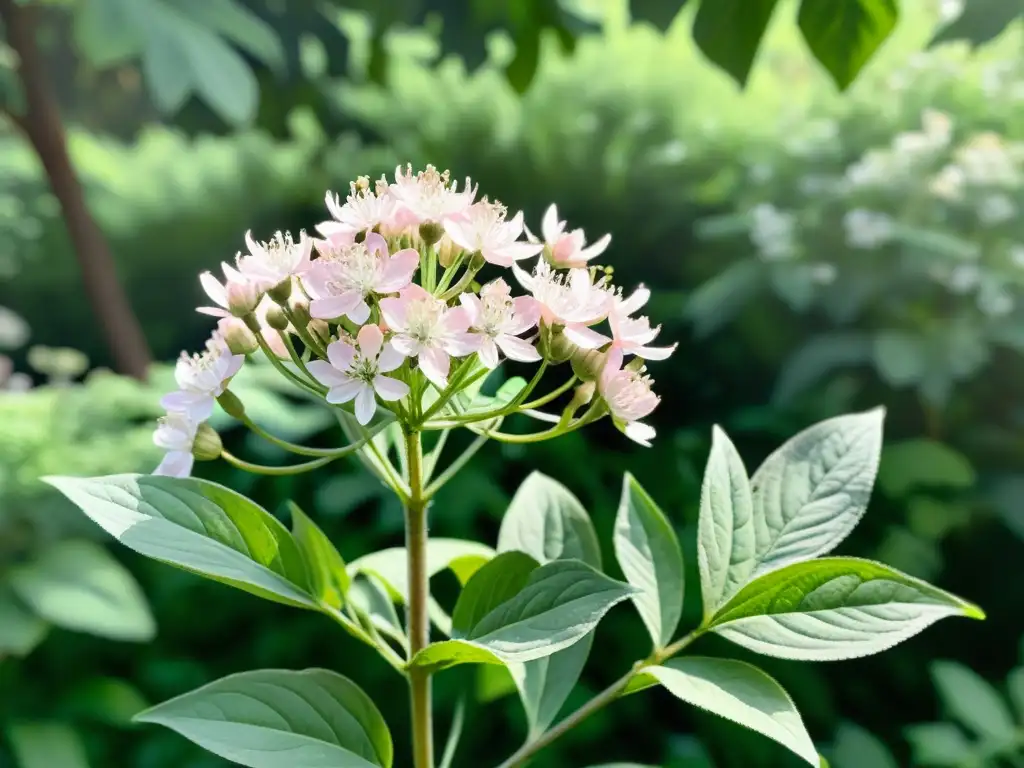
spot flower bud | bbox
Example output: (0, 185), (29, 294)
(288, 296), (311, 329)
(626, 357), (647, 374)
(538, 326), (576, 364)
(308, 318), (332, 345)
(265, 304), (290, 331)
(192, 423), (223, 461)
(217, 317), (258, 355)
(268, 276), (292, 304)
(437, 235), (459, 268)
(570, 347), (607, 382)
(419, 220), (444, 247)
(568, 381), (596, 412)
(469, 251), (486, 272)
(226, 279), (261, 317)
(217, 390), (246, 419)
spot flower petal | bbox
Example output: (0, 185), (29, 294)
(326, 340), (357, 372)
(377, 342), (406, 373)
(155, 451), (194, 478)
(354, 384), (376, 424)
(459, 293), (483, 325)
(496, 334), (542, 362)
(477, 337), (500, 369)
(444, 332), (480, 358)
(357, 324), (384, 359)
(200, 272), (228, 308)
(363, 231), (389, 258)
(541, 204), (560, 244)
(374, 375), (409, 401)
(633, 342), (677, 361)
(623, 421), (656, 447)
(349, 299), (372, 325)
(443, 218), (475, 252)
(310, 292), (361, 320)
(326, 378), (363, 405)
(197, 306), (231, 318)
(379, 296), (409, 330)
(578, 232), (612, 262)
(563, 323), (611, 350)
(443, 306), (471, 334)
(377, 248), (420, 292)
(512, 262), (536, 292)
(307, 360), (349, 387)
(390, 335), (420, 357)
(418, 347), (450, 388)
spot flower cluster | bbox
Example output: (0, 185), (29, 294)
(152, 165), (675, 474)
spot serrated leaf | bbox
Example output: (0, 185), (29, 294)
(615, 473), (684, 647)
(708, 557), (983, 660)
(798, 0), (898, 90)
(410, 560), (635, 670)
(930, 661), (1015, 742)
(45, 474), (316, 610)
(832, 722), (898, 768)
(905, 722), (975, 766)
(0, 588), (49, 657)
(646, 657), (818, 765)
(136, 669), (392, 768)
(747, 409), (884, 578)
(7, 722), (90, 768)
(698, 426), (755, 619)
(451, 551), (539, 636)
(290, 502), (349, 609)
(692, 0), (780, 86)
(877, 440), (975, 497)
(8, 540), (155, 642)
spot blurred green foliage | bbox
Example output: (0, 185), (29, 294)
(2, 1), (1024, 766)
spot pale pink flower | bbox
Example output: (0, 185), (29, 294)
(236, 230), (312, 286)
(160, 334), (244, 421)
(460, 278), (541, 369)
(153, 410), (198, 477)
(307, 325), (408, 425)
(528, 204), (611, 268)
(198, 261), (262, 318)
(303, 233), (418, 325)
(380, 285), (476, 388)
(319, 176), (398, 240)
(391, 164), (476, 227)
(445, 201), (542, 267)
(609, 286), (676, 361)
(599, 349), (659, 447)
(512, 260), (611, 349)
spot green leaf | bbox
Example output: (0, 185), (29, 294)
(873, 331), (927, 387)
(709, 557), (984, 660)
(451, 551), (540, 636)
(692, 0), (781, 87)
(73, 0), (144, 67)
(877, 440), (976, 497)
(514, 634), (593, 738)
(44, 474), (316, 610)
(135, 669), (393, 768)
(773, 333), (874, 404)
(930, 661), (1016, 742)
(747, 409), (884, 578)
(905, 723), (975, 766)
(174, 0), (285, 71)
(7, 722), (90, 768)
(348, 539), (495, 603)
(497, 471), (602, 567)
(614, 473), (684, 647)
(290, 502), (349, 609)
(8, 540), (155, 642)
(930, 0), (1024, 48)
(698, 426), (755, 619)
(832, 722), (897, 768)
(0, 588), (49, 657)
(630, 0), (683, 29)
(411, 560), (635, 670)
(1007, 666), (1024, 723)
(64, 677), (149, 727)
(645, 657), (818, 766)
(797, 0), (899, 90)
(348, 573), (405, 645)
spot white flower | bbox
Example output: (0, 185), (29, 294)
(319, 176), (398, 240)
(460, 278), (541, 369)
(608, 286), (676, 361)
(527, 204), (611, 268)
(512, 260), (611, 349)
(160, 334), (244, 421)
(198, 261), (262, 317)
(956, 133), (1020, 186)
(843, 209), (895, 249)
(380, 285), (477, 388)
(307, 325), (409, 425)
(444, 200), (543, 267)
(391, 164), (476, 227)
(599, 349), (659, 447)
(153, 410), (198, 478)
(929, 165), (965, 200)
(236, 230), (312, 286)
(303, 232), (419, 325)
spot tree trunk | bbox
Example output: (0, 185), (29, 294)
(1, 0), (151, 380)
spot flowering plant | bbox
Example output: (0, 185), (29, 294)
(48, 165), (982, 768)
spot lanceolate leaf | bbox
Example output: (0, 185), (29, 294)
(930, 661), (1016, 742)
(646, 657), (818, 766)
(45, 474), (316, 610)
(0, 588), (49, 657)
(451, 552), (540, 636)
(698, 426), (755, 619)
(692, 0), (781, 87)
(798, 0), (899, 90)
(348, 539), (495, 604)
(515, 633), (594, 738)
(290, 502), (349, 609)
(7, 722), (90, 768)
(614, 473), (684, 647)
(747, 409), (884, 579)
(708, 557), (984, 660)
(136, 669), (392, 768)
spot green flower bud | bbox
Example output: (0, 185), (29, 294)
(308, 318), (332, 345)
(192, 423), (223, 461)
(217, 390), (246, 419)
(570, 347), (608, 382)
(539, 326), (576, 364)
(419, 220), (444, 247)
(219, 318), (258, 355)
(265, 305), (290, 331)
(469, 251), (486, 272)
(288, 296), (311, 329)
(268, 276), (293, 304)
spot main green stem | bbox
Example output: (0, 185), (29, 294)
(404, 428), (434, 768)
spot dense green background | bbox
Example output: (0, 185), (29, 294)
(3, 0), (1024, 766)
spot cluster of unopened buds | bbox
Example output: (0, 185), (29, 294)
(153, 165), (676, 477)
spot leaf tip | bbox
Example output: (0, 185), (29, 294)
(963, 602), (986, 621)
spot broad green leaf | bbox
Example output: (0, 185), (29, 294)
(698, 426), (755, 619)
(773, 333), (874, 404)
(630, 0), (682, 29)
(905, 722), (975, 766)
(65, 677), (148, 727)
(451, 552), (540, 636)
(615, 473), (684, 647)
(747, 409), (884, 578)
(348, 539), (495, 604)
(692, 0), (781, 87)
(73, 0), (144, 67)
(136, 669), (392, 768)
(290, 502), (349, 609)
(877, 440), (975, 497)
(515, 633), (593, 738)
(7, 722), (90, 768)
(45, 474), (316, 610)
(709, 557), (984, 660)
(832, 722), (897, 768)
(1007, 666), (1024, 723)
(798, 0), (899, 90)
(348, 573), (405, 645)
(873, 331), (927, 387)
(930, 0), (1024, 48)
(175, 0), (285, 71)
(930, 661), (1015, 742)
(497, 471), (602, 567)
(8, 540), (155, 642)
(0, 588), (48, 657)
(410, 560), (635, 670)
(646, 657), (818, 766)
